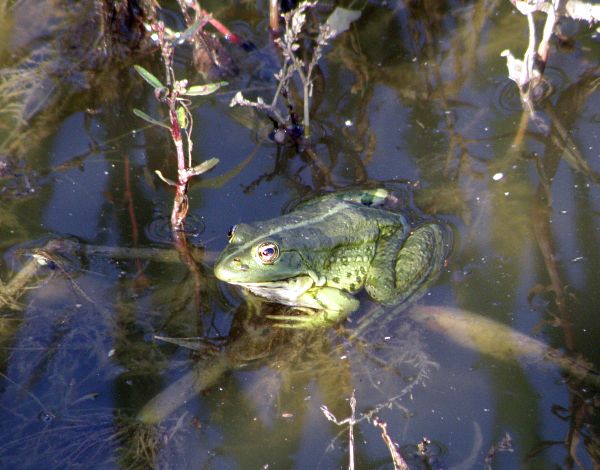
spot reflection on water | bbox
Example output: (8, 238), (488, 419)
(1, 1), (599, 469)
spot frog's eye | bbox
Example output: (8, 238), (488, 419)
(257, 242), (279, 264)
(227, 225), (237, 242)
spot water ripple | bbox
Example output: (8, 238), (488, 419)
(145, 213), (206, 245)
(494, 66), (568, 114)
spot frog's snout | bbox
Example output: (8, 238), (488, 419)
(214, 257), (249, 281)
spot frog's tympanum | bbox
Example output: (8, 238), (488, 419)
(214, 188), (451, 328)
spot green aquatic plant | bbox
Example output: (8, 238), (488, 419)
(133, 20), (226, 230)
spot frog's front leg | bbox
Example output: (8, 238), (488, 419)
(366, 223), (448, 306)
(266, 287), (359, 328)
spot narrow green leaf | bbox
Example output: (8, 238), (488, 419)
(177, 18), (204, 43)
(177, 106), (187, 129)
(184, 81), (228, 96)
(154, 170), (177, 186)
(154, 335), (212, 351)
(133, 108), (171, 130)
(133, 65), (165, 89)
(190, 158), (219, 176)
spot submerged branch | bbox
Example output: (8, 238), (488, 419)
(410, 306), (600, 388)
(503, 0), (598, 111)
(0, 240), (68, 310)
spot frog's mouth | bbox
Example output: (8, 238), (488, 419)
(232, 276), (314, 307)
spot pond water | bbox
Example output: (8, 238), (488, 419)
(1, 1), (599, 469)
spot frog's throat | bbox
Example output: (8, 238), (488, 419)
(233, 276), (315, 306)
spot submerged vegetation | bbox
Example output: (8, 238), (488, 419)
(0, 0), (599, 468)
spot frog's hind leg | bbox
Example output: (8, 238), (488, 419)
(365, 223), (450, 306)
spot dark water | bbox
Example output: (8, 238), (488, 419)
(1, 1), (599, 469)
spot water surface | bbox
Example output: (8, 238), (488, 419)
(1, 1), (599, 469)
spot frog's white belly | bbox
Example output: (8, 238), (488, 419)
(233, 276), (322, 309)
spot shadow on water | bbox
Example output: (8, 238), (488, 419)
(1, 0), (599, 469)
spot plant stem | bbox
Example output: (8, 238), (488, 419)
(303, 80), (311, 137)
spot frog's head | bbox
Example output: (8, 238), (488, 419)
(214, 223), (307, 285)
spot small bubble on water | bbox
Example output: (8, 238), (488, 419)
(38, 410), (55, 423)
(492, 172), (504, 181)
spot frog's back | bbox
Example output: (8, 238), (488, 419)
(279, 195), (405, 251)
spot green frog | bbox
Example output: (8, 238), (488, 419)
(214, 188), (451, 328)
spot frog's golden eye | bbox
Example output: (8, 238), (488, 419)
(227, 225), (237, 242)
(257, 242), (279, 264)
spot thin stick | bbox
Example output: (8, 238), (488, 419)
(348, 392), (356, 470)
(373, 417), (409, 470)
(320, 390), (357, 470)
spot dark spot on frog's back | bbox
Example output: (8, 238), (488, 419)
(332, 276), (340, 283)
(360, 193), (376, 206)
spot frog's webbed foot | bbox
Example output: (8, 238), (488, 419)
(266, 287), (359, 329)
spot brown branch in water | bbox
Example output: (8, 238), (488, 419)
(527, 73), (600, 350)
(484, 433), (514, 469)
(269, 0), (280, 33)
(373, 417), (409, 470)
(123, 155), (150, 287)
(171, 229), (204, 319)
(531, 189), (572, 347)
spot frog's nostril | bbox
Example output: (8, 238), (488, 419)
(232, 258), (249, 272)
